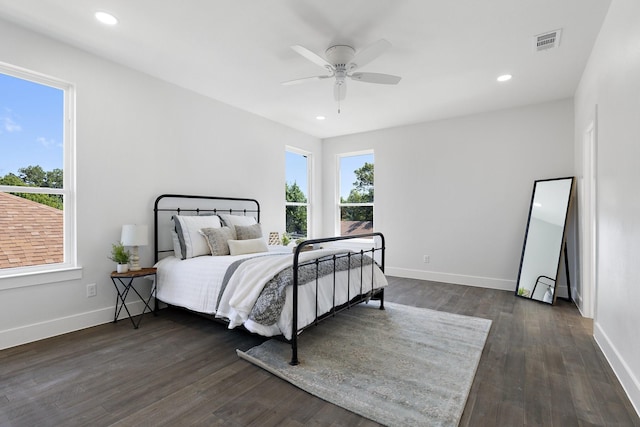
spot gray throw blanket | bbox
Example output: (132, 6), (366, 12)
(248, 252), (374, 326)
(215, 253), (288, 310)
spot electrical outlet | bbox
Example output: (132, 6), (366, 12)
(86, 283), (97, 298)
(423, 255), (430, 264)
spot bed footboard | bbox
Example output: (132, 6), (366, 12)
(290, 232), (386, 365)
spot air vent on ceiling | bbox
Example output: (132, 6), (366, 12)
(534, 29), (562, 51)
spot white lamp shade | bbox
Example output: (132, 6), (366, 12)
(121, 224), (149, 247)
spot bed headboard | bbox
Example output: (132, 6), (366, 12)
(153, 194), (260, 263)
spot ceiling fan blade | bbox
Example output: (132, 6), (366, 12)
(349, 39), (391, 70)
(334, 82), (347, 101)
(281, 75), (332, 85)
(291, 45), (333, 70)
(350, 72), (401, 85)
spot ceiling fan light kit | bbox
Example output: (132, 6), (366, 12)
(283, 39), (402, 110)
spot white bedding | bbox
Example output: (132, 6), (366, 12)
(154, 247), (388, 339)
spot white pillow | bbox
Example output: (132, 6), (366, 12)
(171, 229), (182, 256)
(173, 215), (222, 259)
(218, 214), (257, 228)
(228, 238), (268, 256)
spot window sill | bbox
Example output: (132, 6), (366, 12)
(0, 266), (83, 291)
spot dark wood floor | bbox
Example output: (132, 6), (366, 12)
(1, 277), (638, 426)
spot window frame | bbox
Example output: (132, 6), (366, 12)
(0, 62), (79, 289)
(336, 150), (375, 238)
(285, 146), (312, 239)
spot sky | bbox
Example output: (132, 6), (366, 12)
(339, 153), (373, 199)
(285, 150), (308, 198)
(286, 150), (373, 200)
(0, 72), (63, 177)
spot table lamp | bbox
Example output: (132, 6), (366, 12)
(121, 224), (148, 271)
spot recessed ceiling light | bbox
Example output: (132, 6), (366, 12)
(497, 74), (512, 82)
(95, 11), (118, 26)
(316, 116), (326, 120)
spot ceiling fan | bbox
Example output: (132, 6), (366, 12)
(282, 39), (401, 104)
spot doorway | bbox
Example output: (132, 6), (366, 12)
(580, 113), (597, 318)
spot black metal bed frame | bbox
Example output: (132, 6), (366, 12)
(153, 194), (386, 365)
(154, 194), (261, 263)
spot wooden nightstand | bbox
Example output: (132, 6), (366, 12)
(110, 267), (157, 329)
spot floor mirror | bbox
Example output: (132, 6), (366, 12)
(515, 177), (574, 304)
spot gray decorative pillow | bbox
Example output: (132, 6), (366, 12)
(200, 226), (235, 256)
(235, 223), (262, 240)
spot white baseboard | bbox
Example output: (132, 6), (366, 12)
(385, 267), (515, 291)
(574, 289), (583, 309)
(0, 300), (149, 351)
(594, 321), (640, 418)
(574, 290), (588, 317)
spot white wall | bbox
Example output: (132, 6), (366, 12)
(322, 99), (574, 291)
(0, 19), (321, 349)
(574, 0), (640, 414)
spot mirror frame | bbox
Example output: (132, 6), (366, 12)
(515, 176), (575, 304)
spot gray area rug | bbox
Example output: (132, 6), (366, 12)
(237, 302), (492, 427)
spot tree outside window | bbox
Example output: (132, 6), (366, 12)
(339, 153), (374, 237)
(285, 149), (310, 239)
(1, 165), (63, 209)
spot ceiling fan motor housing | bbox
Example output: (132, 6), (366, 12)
(325, 45), (355, 67)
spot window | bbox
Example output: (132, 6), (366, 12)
(0, 63), (76, 281)
(338, 152), (374, 237)
(285, 148), (311, 239)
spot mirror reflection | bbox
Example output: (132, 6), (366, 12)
(516, 177), (574, 304)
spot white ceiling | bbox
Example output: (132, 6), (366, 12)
(0, 0), (611, 139)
